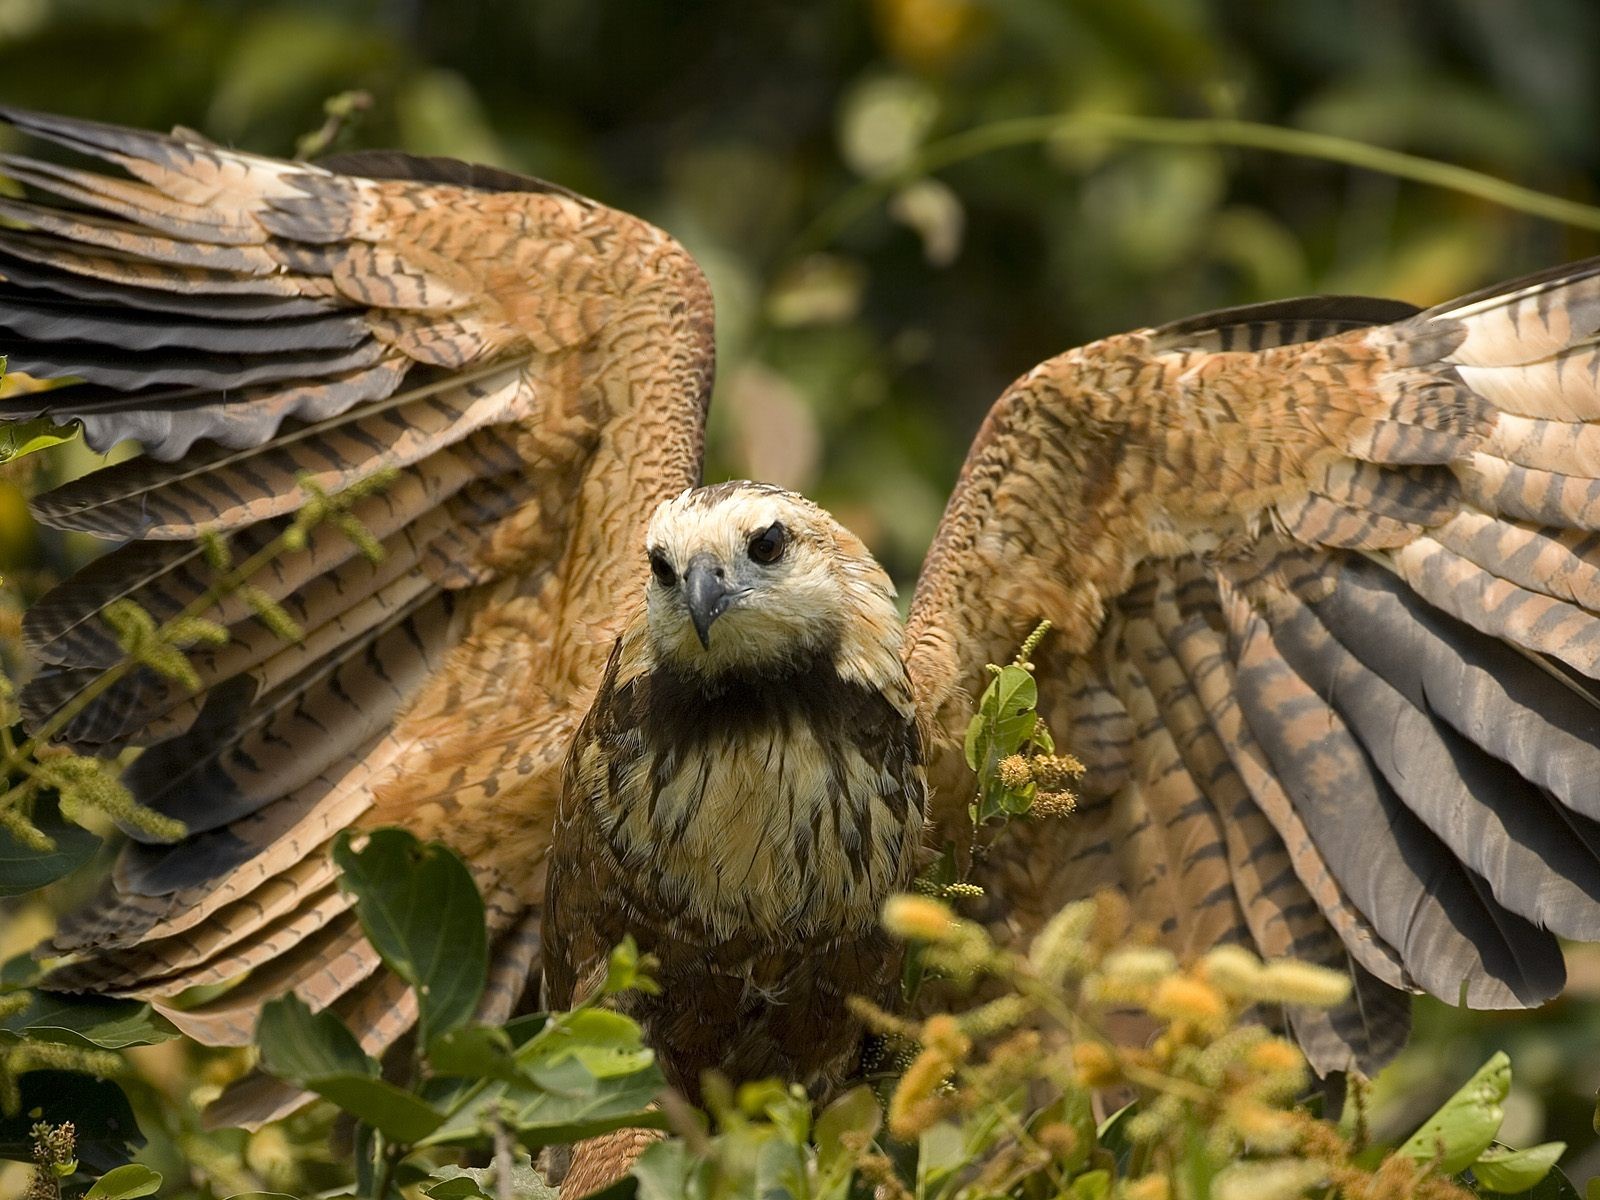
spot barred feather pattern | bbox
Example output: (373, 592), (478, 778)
(910, 268), (1600, 1075)
(0, 106), (717, 1133)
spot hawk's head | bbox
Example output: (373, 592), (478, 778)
(642, 481), (903, 685)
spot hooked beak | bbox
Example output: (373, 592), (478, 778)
(683, 553), (735, 649)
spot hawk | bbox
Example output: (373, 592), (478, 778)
(5, 106), (1600, 1148)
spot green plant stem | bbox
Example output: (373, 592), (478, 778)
(369, 1135), (402, 1200)
(492, 1114), (514, 1200)
(791, 111), (1600, 260)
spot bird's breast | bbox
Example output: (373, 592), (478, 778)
(587, 666), (925, 943)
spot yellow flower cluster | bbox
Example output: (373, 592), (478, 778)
(870, 888), (1472, 1200)
(995, 750), (1086, 819)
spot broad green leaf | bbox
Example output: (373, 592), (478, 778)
(990, 664), (1038, 727)
(429, 1024), (524, 1082)
(0, 794), (100, 896)
(1398, 1052), (1510, 1174)
(422, 1053), (665, 1149)
(222, 1194), (301, 1199)
(426, 1162), (557, 1199)
(754, 1131), (809, 1198)
(425, 1181), (489, 1200)
(311, 1075), (446, 1142)
(84, 1164), (162, 1200)
(257, 998), (441, 1145)
(0, 994), (178, 1049)
(634, 1140), (705, 1200)
(1473, 1143), (1568, 1195)
(333, 828), (487, 1043)
(0, 1072), (144, 1173)
(0, 415), (76, 463)
(963, 710), (983, 771)
(256, 992), (376, 1083)
(522, 1008), (655, 1080)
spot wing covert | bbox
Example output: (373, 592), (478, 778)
(906, 275), (1600, 1075)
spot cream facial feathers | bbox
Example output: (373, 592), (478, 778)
(642, 481), (907, 702)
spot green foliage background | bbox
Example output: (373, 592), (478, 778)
(2, 0), (1600, 1192)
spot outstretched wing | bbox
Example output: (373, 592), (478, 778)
(906, 274), (1600, 1075)
(1, 109), (714, 1118)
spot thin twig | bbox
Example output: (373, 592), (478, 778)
(789, 111), (1600, 262)
(492, 1111), (515, 1200)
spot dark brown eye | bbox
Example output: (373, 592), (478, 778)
(747, 522), (786, 565)
(649, 551), (676, 587)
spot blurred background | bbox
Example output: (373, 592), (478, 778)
(2, 0), (1600, 1193)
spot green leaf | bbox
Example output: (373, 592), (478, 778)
(503, 1013), (551, 1046)
(524, 1009), (655, 1080)
(425, 1181), (490, 1200)
(1473, 1143), (1568, 1195)
(1475, 1160), (1583, 1200)
(989, 664), (1038, 724)
(334, 828), (487, 1044)
(1097, 1101), (1139, 1169)
(1, 952), (39, 988)
(428, 1024), (523, 1082)
(311, 1075), (446, 1142)
(256, 992), (376, 1083)
(0, 1072), (144, 1173)
(815, 1085), (880, 1181)
(0, 415), (76, 463)
(1399, 1052), (1510, 1174)
(918, 1120), (966, 1189)
(0, 994), (178, 1049)
(222, 1195), (302, 1199)
(425, 1163), (557, 1200)
(0, 794), (100, 896)
(966, 662), (1044, 821)
(634, 1139), (705, 1200)
(255, 994), (441, 1140)
(963, 711), (984, 771)
(604, 935), (659, 996)
(84, 1164), (162, 1200)
(422, 1052), (665, 1149)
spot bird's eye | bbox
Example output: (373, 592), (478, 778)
(649, 552), (676, 587)
(747, 523), (787, 565)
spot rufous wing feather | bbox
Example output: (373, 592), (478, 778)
(908, 270), (1600, 1075)
(1, 107), (715, 1127)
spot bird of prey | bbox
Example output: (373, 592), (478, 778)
(6, 105), (1600, 1146)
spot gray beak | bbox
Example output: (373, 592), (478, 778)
(683, 553), (734, 649)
